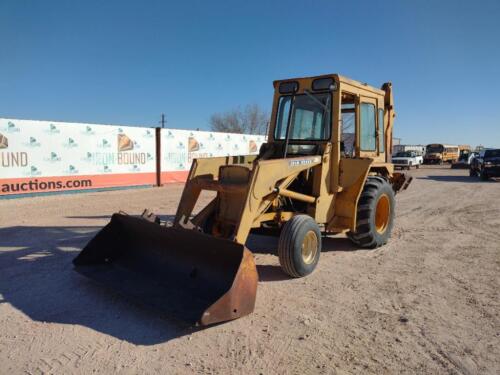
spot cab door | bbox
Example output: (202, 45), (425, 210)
(357, 96), (378, 159)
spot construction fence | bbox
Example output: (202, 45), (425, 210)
(0, 118), (266, 196)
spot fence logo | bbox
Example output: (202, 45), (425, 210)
(100, 165), (112, 173)
(1, 152), (28, 167)
(25, 165), (42, 176)
(143, 129), (154, 138)
(129, 164), (141, 172)
(44, 152), (61, 162)
(164, 151), (185, 163)
(63, 138), (78, 148)
(165, 130), (175, 139)
(188, 136), (200, 152)
(0, 132), (31, 168)
(118, 133), (134, 152)
(98, 139), (111, 148)
(1, 121), (20, 133)
(45, 123), (60, 134)
(207, 133), (215, 141)
(83, 152), (93, 162)
(118, 152), (147, 165)
(0, 133), (8, 149)
(64, 165), (79, 174)
(84, 152), (115, 166)
(25, 137), (41, 147)
(83, 126), (95, 135)
(249, 140), (258, 153)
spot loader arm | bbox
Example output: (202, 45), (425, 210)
(234, 155), (322, 244)
(174, 154), (322, 245)
(174, 155), (257, 227)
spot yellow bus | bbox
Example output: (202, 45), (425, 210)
(458, 145), (472, 161)
(424, 144), (460, 164)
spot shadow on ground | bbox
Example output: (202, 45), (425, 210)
(0, 225), (202, 345)
(248, 234), (358, 282)
(247, 233), (357, 255)
(417, 175), (495, 183)
(66, 214), (177, 222)
(0, 224), (360, 344)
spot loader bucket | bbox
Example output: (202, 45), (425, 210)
(73, 213), (258, 326)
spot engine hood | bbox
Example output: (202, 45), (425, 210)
(485, 156), (500, 164)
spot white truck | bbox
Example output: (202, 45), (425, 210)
(392, 144), (426, 156)
(392, 151), (423, 170)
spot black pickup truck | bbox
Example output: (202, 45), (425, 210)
(470, 149), (500, 180)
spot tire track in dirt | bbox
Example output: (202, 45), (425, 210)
(32, 340), (104, 374)
(2, 167), (499, 374)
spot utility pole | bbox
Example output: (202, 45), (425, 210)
(155, 113), (165, 187)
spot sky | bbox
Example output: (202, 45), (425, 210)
(1, 0), (499, 147)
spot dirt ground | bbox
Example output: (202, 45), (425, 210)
(0, 166), (499, 374)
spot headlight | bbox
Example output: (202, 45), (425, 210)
(485, 161), (492, 165)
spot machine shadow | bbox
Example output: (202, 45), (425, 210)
(0, 224), (364, 341)
(417, 175), (487, 183)
(247, 233), (357, 255)
(247, 234), (358, 282)
(0, 225), (201, 345)
(65, 214), (177, 222)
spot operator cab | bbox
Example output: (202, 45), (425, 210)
(259, 74), (391, 165)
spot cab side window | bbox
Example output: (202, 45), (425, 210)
(360, 103), (376, 151)
(378, 108), (385, 153)
(341, 103), (355, 157)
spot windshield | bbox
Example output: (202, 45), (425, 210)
(395, 152), (412, 157)
(426, 145), (443, 153)
(484, 149), (500, 158)
(274, 92), (331, 141)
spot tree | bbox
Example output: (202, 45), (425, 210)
(210, 104), (269, 135)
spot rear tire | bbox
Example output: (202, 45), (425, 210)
(347, 176), (395, 249)
(480, 170), (489, 181)
(278, 215), (321, 278)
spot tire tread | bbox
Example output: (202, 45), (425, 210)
(347, 176), (394, 249)
(278, 215), (320, 278)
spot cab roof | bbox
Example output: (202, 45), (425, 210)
(273, 73), (386, 96)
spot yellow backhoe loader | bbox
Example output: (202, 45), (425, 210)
(74, 74), (411, 326)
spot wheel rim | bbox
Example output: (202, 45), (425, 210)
(375, 194), (391, 234)
(301, 230), (318, 264)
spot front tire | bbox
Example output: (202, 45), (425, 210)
(480, 170), (489, 181)
(278, 215), (321, 278)
(347, 176), (395, 248)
